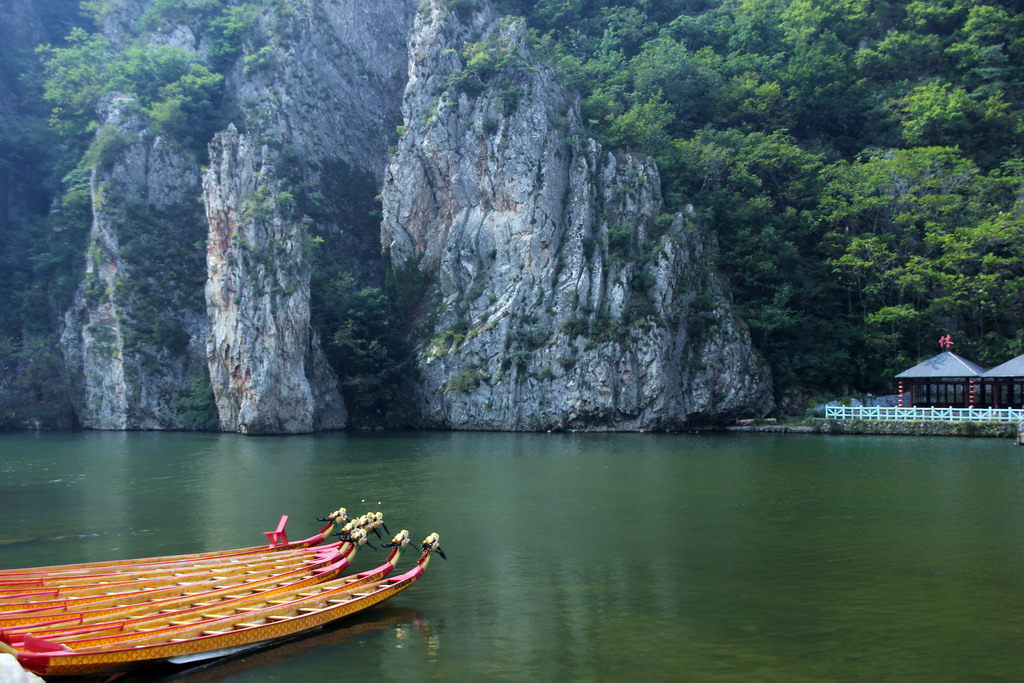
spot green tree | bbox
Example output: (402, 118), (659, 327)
(37, 28), (114, 144)
(895, 81), (1023, 166)
(820, 147), (1024, 375)
(40, 36), (224, 157)
(310, 270), (418, 428)
(659, 129), (855, 390)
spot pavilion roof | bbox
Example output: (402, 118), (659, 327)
(983, 353), (1024, 378)
(895, 351), (987, 378)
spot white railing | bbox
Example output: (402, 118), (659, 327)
(824, 406), (1024, 423)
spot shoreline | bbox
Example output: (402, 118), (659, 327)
(725, 419), (1018, 438)
(1, 420), (1019, 438)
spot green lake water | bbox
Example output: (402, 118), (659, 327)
(2, 431), (1023, 681)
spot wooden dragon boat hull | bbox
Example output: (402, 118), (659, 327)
(16, 570), (421, 676)
(0, 531), (398, 643)
(0, 514), (386, 612)
(0, 541), (349, 600)
(6, 554), (392, 647)
(0, 510), (350, 580)
(9, 534), (441, 677)
(151, 607), (418, 681)
(0, 539), (348, 590)
(0, 551), (328, 598)
(0, 544), (352, 630)
(0, 512), (388, 603)
(0, 544), (346, 612)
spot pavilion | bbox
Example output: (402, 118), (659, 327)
(895, 350), (987, 408)
(981, 354), (1024, 409)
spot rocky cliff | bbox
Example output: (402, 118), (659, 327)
(57, 0), (417, 433)
(224, 0), (416, 283)
(198, 0), (416, 432)
(380, 1), (773, 430)
(61, 95), (211, 429)
(203, 125), (345, 433)
(22, 0), (774, 433)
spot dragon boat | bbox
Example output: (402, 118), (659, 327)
(0, 513), (385, 603)
(0, 516), (387, 620)
(2, 533), (443, 677)
(0, 546), (343, 600)
(0, 537), (356, 628)
(0, 529), (405, 645)
(0, 508), (352, 580)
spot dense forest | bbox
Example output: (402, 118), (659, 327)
(2, 0), (1023, 427)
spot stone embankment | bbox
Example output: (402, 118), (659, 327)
(727, 420), (1018, 438)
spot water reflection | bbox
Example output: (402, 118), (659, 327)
(142, 608), (427, 682)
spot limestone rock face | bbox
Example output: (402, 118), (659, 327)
(194, 0), (415, 431)
(229, 0), (413, 173)
(49, 0), (774, 433)
(57, 0), (417, 433)
(203, 125), (345, 434)
(61, 95), (210, 429)
(192, 0), (416, 432)
(224, 0), (417, 283)
(381, 1), (774, 430)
